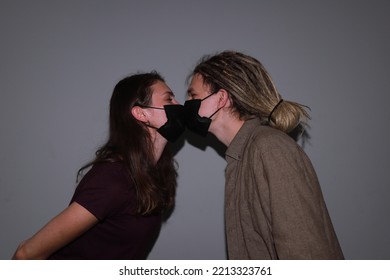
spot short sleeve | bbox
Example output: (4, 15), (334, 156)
(72, 162), (132, 221)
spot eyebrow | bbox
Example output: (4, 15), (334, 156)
(161, 91), (175, 96)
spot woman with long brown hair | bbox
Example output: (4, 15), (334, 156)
(13, 71), (184, 259)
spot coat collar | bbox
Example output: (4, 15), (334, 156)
(225, 118), (263, 161)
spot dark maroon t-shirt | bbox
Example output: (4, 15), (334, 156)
(48, 161), (162, 260)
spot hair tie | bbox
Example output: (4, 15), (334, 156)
(268, 99), (283, 123)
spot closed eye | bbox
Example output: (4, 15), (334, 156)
(164, 92), (176, 103)
(187, 90), (197, 100)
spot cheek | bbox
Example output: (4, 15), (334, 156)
(155, 111), (168, 125)
(147, 110), (167, 127)
(198, 106), (207, 117)
(198, 101), (213, 117)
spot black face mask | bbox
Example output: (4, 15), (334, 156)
(140, 104), (185, 142)
(183, 93), (221, 137)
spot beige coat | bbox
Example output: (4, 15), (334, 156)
(225, 118), (344, 259)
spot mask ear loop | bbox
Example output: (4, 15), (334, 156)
(136, 105), (165, 110)
(133, 104), (165, 129)
(268, 99), (283, 124)
(201, 92), (223, 119)
(208, 107), (222, 119)
(200, 92), (216, 101)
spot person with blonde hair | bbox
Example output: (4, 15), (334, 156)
(184, 51), (344, 259)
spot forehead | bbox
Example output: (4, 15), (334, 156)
(151, 80), (170, 94)
(189, 74), (210, 92)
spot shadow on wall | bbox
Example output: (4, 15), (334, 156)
(289, 123), (311, 149)
(161, 130), (225, 224)
(173, 130), (227, 159)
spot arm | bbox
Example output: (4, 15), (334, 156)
(12, 202), (98, 259)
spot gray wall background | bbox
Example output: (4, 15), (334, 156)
(1, 1), (389, 260)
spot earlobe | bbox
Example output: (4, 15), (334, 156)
(131, 106), (147, 122)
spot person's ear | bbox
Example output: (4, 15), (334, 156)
(217, 89), (230, 107)
(131, 106), (148, 122)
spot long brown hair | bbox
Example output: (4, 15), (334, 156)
(191, 51), (310, 133)
(79, 72), (177, 215)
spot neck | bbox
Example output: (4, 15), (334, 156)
(210, 110), (244, 147)
(149, 128), (167, 163)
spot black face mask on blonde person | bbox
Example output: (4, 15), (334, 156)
(183, 93), (221, 137)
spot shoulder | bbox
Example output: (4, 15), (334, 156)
(245, 125), (312, 169)
(235, 119), (299, 153)
(249, 125), (299, 152)
(73, 161), (134, 220)
(76, 161), (132, 196)
(81, 161), (128, 183)
(89, 161), (127, 176)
